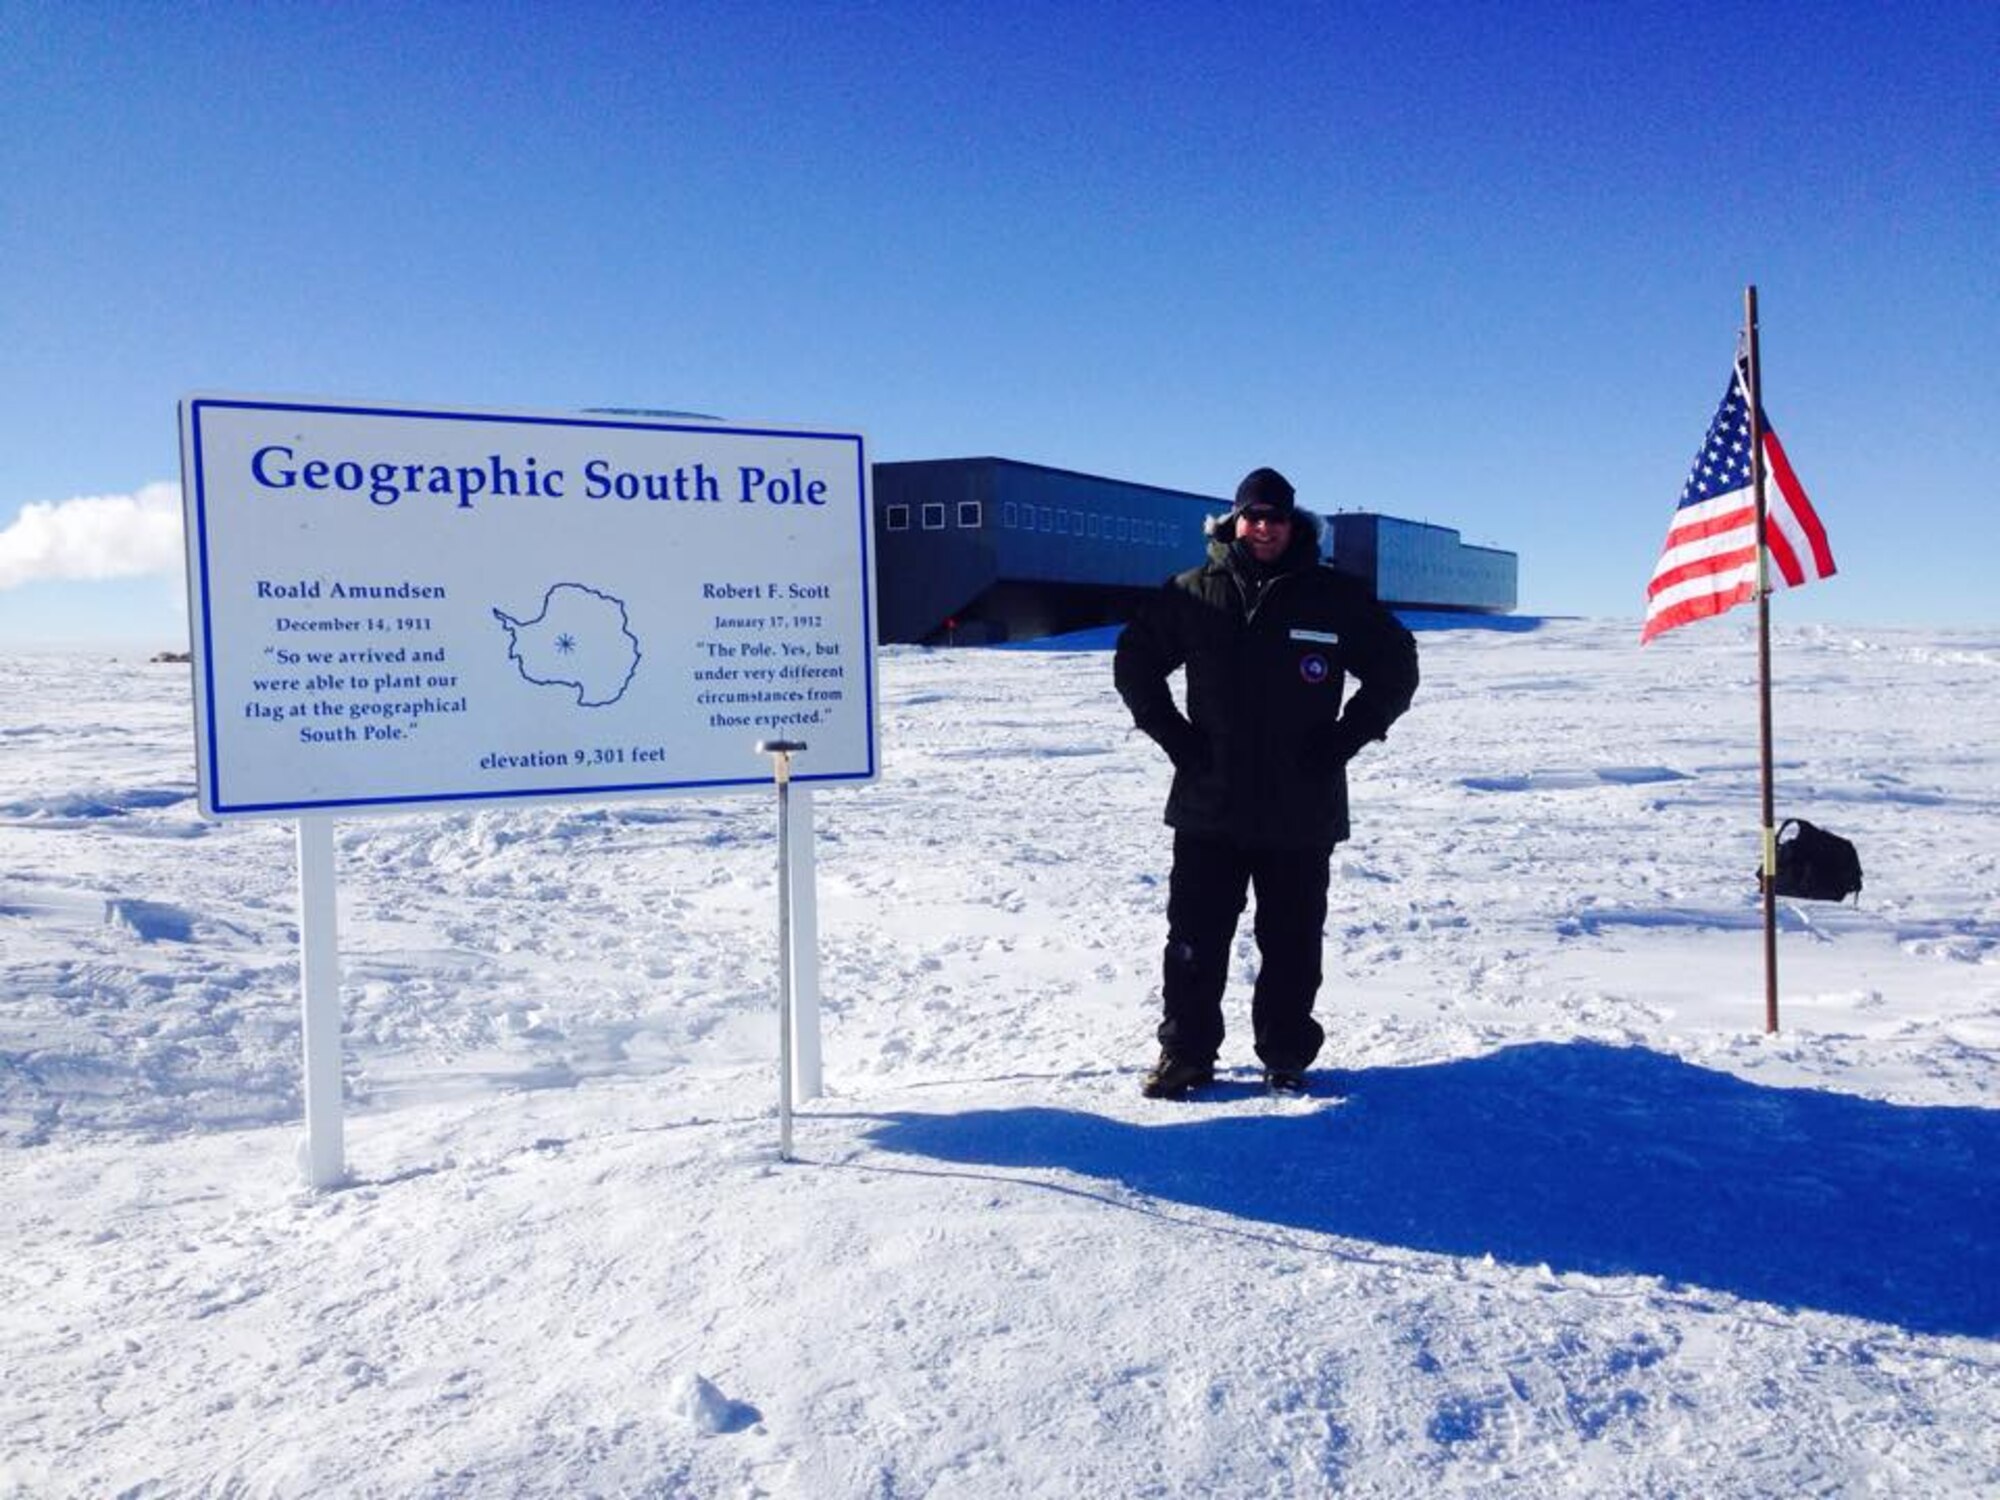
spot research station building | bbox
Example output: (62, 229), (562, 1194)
(872, 457), (1518, 645)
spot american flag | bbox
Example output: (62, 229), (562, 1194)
(1642, 363), (1836, 642)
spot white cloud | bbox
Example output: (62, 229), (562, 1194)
(0, 483), (184, 590)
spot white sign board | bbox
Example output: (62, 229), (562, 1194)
(180, 396), (877, 816)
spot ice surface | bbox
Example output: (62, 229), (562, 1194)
(3, 620), (1997, 1496)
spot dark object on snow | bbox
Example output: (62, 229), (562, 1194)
(1141, 1051), (1215, 1099)
(1770, 819), (1863, 902)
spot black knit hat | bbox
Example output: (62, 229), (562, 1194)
(1232, 467), (1296, 518)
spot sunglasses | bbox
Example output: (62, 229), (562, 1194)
(1238, 508), (1290, 528)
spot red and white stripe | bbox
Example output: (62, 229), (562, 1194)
(1757, 426), (1837, 590)
(1642, 490), (1760, 642)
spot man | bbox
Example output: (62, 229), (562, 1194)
(1114, 467), (1419, 1097)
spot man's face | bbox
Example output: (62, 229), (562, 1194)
(1237, 508), (1292, 563)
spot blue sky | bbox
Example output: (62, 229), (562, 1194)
(3, 1), (1993, 646)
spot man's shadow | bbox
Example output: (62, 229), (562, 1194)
(862, 1040), (1999, 1337)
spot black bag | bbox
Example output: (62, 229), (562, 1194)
(1770, 818), (1863, 902)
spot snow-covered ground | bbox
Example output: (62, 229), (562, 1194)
(4, 617), (1997, 1497)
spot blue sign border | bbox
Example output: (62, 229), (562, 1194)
(182, 396), (878, 816)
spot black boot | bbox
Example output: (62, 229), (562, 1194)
(1142, 1051), (1215, 1099)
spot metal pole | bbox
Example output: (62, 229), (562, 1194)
(756, 739), (807, 1160)
(1744, 284), (1781, 1034)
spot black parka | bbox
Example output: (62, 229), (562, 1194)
(1114, 508), (1419, 850)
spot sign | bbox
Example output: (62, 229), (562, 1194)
(180, 396), (877, 816)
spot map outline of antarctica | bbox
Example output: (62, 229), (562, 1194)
(492, 583), (642, 707)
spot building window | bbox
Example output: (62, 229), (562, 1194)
(1003, 502), (1018, 528)
(1056, 510), (1069, 535)
(886, 504), (911, 531)
(1116, 517), (1129, 542)
(1039, 506), (1053, 531)
(958, 501), (982, 528)
(921, 503), (946, 530)
(1087, 514), (1100, 538)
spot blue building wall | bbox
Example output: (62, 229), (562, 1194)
(1325, 514), (1521, 614)
(873, 458), (1516, 643)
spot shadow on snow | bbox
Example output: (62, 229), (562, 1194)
(863, 1040), (1997, 1338)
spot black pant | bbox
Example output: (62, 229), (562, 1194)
(1158, 830), (1331, 1071)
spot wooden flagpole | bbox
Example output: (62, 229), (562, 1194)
(1744, 284), (1781, 1033)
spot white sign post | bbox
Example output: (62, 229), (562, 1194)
(787, 787), (823, 1101)
(180, 396), (876, 1184)
(295, 817), (344, 1188)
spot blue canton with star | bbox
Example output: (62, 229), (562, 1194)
(1682, 374), (1754, 508)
